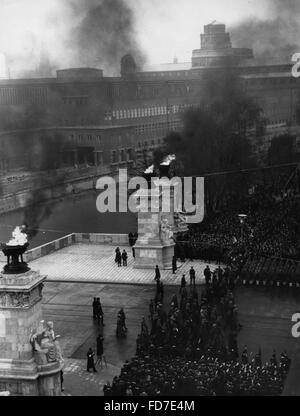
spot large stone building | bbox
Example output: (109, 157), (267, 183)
(0, 22), (299, 173)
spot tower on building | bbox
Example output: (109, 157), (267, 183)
(192, 22), (253, 67)
(121, 54), (137, 78)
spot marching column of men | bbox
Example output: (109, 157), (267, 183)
(104, 264), (290, 396)
(88, 257), (291, 396)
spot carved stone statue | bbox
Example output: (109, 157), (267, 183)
(173, 211), (188, 233)
(160, 218), (174, 241)
(30, 320), (63, 365)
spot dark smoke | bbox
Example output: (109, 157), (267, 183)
(230, 0), (300, 64)
(2, 0), (146, 78)
(69, 0), (146, 75)
(23, 190), (55, 239)
(20, 132), (68, 238)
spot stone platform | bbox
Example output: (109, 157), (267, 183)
(13, 243), (220, 285)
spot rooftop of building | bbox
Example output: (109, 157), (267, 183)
(0, 23), (295, 84)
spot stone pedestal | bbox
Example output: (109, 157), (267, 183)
(133, 213), (175, 269)
(133, 184), (176, 270)
(0, 270), (62, 396)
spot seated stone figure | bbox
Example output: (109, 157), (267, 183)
(30, 320), (62, 365)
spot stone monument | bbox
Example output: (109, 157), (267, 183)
(133, 155), (189, 269)
(0, 226), (63, 396)
(133, 186), (175, 269)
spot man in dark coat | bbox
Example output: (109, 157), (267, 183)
(122, 249), (128, 266)
(116, 249), (122, 267)
(60, 370), (64, 392)
(118, 308), (127, 330)
(204, 266), (211, 286)
(96, 298), (105, 326)
(87, 347), (97, 372)
(189, 267), (196, 286)
(172, 256), (177, 274)
(128, 232), (134, 247)
(154, 265), (161, 281)
(180, 274), (186, 289)
(115, 247), (120, 263)
(92, 297), (97, 319)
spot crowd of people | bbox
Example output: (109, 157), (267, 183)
(105, 352), (290, 396)
(177, 186), (300, 267)
(104, 269), (291, 396)
(99, 172), (298, 395)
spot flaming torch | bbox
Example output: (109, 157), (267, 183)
(1, 225), (30, 274)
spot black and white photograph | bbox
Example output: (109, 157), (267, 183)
(0, 0), (299, 400)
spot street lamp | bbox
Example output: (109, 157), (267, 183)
(238, 214), (247, 240)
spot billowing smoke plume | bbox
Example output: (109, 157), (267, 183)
(230, 0), (300, 64)
(0, 0), (146, 78)
(70, 0), (146, 74)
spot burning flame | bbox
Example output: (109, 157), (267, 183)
(160, 154), (176, 166)
(144, 164), (154, 174)
(7, 226), (28, 246)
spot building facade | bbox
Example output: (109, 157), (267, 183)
(0, 22), (300, 173)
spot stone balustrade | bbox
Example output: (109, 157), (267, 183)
(24, 233), (129, 263)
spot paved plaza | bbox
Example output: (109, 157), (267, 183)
(41, 281), (300, 396)
(26, 243), (220, 285)
(1, 241), (299, 396)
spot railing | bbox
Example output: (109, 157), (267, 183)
(24, 233), (129, 262)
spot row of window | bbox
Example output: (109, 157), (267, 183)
(0, 86), (48, 105)
(135, 120), (182, 135)
(68, 133), (102, 144)
(62, 96), (89, 106)
(111, 148), (133, 164)
(267, 120), (288, 126)
(137, 138), (162, 148)
(104, 103), (194, 121)
(109, 83), (191, 99)
(137, 71), (190, 79)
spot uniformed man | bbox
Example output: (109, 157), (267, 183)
(189, 267), (196, 286)
(96, 298), (105, 326)
(204, 266), (211, 286)
(172, 256), (177, 274)
(87, 347), (97, 372)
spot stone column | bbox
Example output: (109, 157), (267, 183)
(0, 269), (62, 396)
